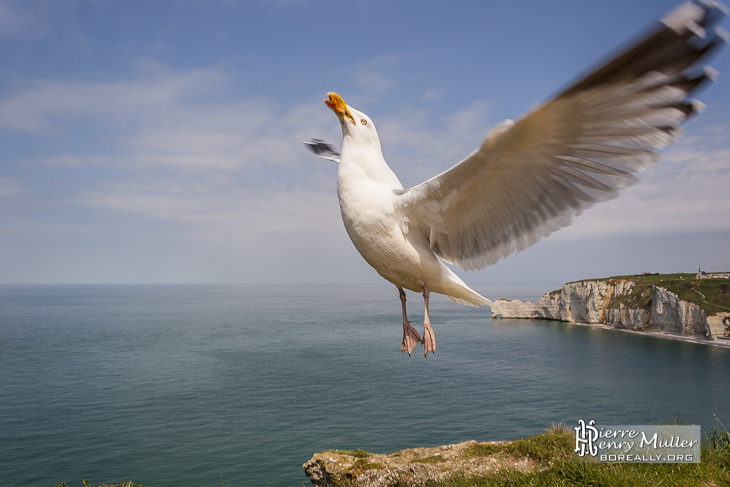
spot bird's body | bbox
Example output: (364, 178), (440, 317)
(307, 0), (728, 357)
(335, 107), (492, 308)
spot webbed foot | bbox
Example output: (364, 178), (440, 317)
(401, 320), (423, 356)
(423, 321), (435, 357)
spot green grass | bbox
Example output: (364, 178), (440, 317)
(662, 279), (730, 316)
(327, 448), (372, 458)
(464, 424), (574, 465)
(464, 443), (506, 457)
(604, 277), (656, 310)
(391, 423), (730, 487)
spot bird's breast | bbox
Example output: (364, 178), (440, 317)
(337, 177), (399, 246)
(336, 172), (438, 289)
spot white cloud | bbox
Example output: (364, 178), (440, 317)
(350, 55), (402, 95)
(67, 173), (349, 280)
(375, 98), (497, 186)
(0, 64), (228, 132)
(0, 0), (90, 39)
(0, 0), (37, 37)
(0, 177), (31, 196)
(18, 154), (110, 168)
(71, 170), (339, 234)
(421, 88), (446, 102)
(1, 63), (341, 176)
(123, 98), (335, 172)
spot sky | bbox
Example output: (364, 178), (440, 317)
(1, 0), (729, 287)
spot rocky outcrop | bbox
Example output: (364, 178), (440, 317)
(491, 280), (724, 341)
(605, 305), (650, 330)
(489, 291), (563, 321)
(651, 285), (708, 336)
(708, 313), (730, 338)
(492, 280), (639, 326)
(303, 441), (536, 487)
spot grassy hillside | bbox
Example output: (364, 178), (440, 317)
(576, 273), (730, 316)
(396, 424), (730, 487)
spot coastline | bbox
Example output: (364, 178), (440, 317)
(491, 275), (730, 344)
(555, 320), (730, 349)
(303, 425), (730, 487)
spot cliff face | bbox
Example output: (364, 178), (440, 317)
(491, 280), (728, 340)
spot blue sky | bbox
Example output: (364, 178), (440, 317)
(1, 0), (729, 287)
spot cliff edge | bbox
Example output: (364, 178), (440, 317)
(491, 274), (730, 341)
(303, 440), (541, 487)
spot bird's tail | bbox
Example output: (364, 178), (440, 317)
(445, 289), (493, 308)
(440, 268), (493, 308)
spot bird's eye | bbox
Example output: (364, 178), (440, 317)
(360, 119), (367, 125)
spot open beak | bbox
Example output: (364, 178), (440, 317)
(324, 92), (356, 125)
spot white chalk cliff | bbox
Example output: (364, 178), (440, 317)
(491, 280), (729, 340)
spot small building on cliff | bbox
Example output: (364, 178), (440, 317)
(696, 266), (730, 279)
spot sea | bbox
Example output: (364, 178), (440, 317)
(1, 283), (729, 487)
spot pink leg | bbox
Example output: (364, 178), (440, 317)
(398, 286), (422, 356)
(422, 285), (435, 357)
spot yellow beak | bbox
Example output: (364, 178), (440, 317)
(324, 92), (356, 125)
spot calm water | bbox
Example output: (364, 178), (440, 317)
(1, 284), (729, 487)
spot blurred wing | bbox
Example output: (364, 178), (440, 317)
(303, 139), (340, 163)
(397, 0), (728, 271)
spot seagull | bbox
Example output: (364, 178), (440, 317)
(305, 0), (728, 357)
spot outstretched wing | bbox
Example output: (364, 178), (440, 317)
(303, 138), (340, 163)
(397, 0), (727, 271)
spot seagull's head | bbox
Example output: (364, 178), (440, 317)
(324, 92), (381, 147)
